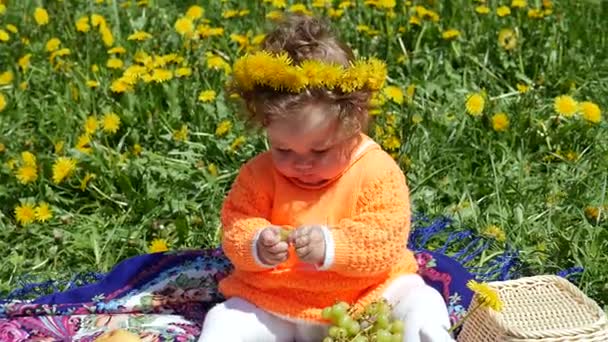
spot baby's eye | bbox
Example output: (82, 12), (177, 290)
(312, 148), (329, 155)
(275, 148), (290, 153)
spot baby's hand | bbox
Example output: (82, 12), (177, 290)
(256, 226), (289, 266)
(290, 225), (326, 265)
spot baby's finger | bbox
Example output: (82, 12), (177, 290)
(267, 241), (289, 254)
(294, 234), (310, 248)
(296, 244), (311, 259)
(264, 251), (288, 263)
(260, 229), (279, 246)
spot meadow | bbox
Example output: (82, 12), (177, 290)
(0, 0), (606, 309)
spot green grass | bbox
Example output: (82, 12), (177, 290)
(0, 0), (607, 309)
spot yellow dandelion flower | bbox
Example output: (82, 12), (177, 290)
(230, 33), (249, 50)
(475, 5), (490, 14)
(108, 46), (126, 54)
(383, 86), (404, 105)
(173, 124), (189, 142)
(16, 165), (38, 184)
(412, 114), (423, 124)
(483, 224), (507, 242)
(0, 70), (13, 85)
(21, 151), (36, 167)
(76, 134), (92, 154)
(528, 8), (544, 19)
(288, 4), (313, 16)
(151, 68), (173, 83)
(84, 116), (98, 135)
(442, 29), (461, 40)
(491, 112), (510, 132)
(127, 31), (152, 41)
(0, 4), (6, 15)
(511, 0), (527, 8)
(80, 172), (95, 191)
(198, 90), (216, 102)
(106, 57), (124, 70)
(91, 64), (99, 73)
(186, 5), (205, 20)
(230, 136), (246, 151)
(100, 25), (114, 47)
(266, 10), (284, 21)
(90, 14), (106, 28)
(207, 163), (218, 177)
(467, 280), (503, 311)
(102, 112), (121, 134)
(149, 238), (169, 253)
(580, 101), (601, 124)
(0, 93), (6, 112)
(35, 202), (52, 222)
(54, 140), (64, 155)
(585, 206), (600, 221)
(382, 135), (401, 151)
(516, 83), (529, 94)
(215, 120), (232, 137)
(110, 79), (132, 93)
(132, 143), (142, 156)
(86, 80), (99, 88)
(554, 95), (578, 117)
(6, 25), (18, 34)
(496, 6), (511, 17)
(75, 16), (90, 32)
(206, 53), (231, 74)
(498, 28), (517, 51)
(175, 17), (194, 36)
(175, 67), (192, 77)
(34, 7), (49, 26)
(0, 29), (9, 42)
(52, 157), (77, 184)
(328, 9), (345, 18)
(222, 9), (239, 19)
(466, 93), (485, 116)
(14, 203), (36, 226)
(46, 37), (61, 52)
(18, 54), (31, 71)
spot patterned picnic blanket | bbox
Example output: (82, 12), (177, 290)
(0, 216), (527, 341)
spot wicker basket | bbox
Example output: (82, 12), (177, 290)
(457, 275), (608, 341)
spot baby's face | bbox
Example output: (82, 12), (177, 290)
(267, 104), (357, 187)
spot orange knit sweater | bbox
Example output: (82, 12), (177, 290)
(219, 135), (418, 322)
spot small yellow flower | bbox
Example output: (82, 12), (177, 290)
(442, 29), (461, 40)
(21, 151), (36, 167)
(173, 124), (189, 142)
(467, 280), (503, 311)
(554, 95), (578, 117)
(0, 29), (9, 42)
(580, 101), (601, 124)
(16, 165), (38, 184)
(528, 8), (544, 19)
(76, 134), (92, 154)
(86, 80), (99, 88)
(151, 68), (173, 83)
(90, 14), (106, 28)
(328, 8), (344, 18)
(84, 116), (98, 135)
(511, 0), (527, 8)
(106, 57), (124, 69)
(491, 112), (510, 132)
(100, 25), (114, 47)
(18, 54), (31, 71)
(54, 140), (64, 154)
(175, 67), (192, 77)
(288, 4), (313, 16)
(0, 93), (6, 112)
(266, 10), (284, 21)
(75, 16), (90, 32)
(15, 203), (36, 226)
(175, 17), (194, 36)
(132, 143), (142, 156)
(127, 31), (152, 41)
(102, 112), (121, 134)
(412, 114), (423, 124)
(52, 157), (77, 184)
(230, 136), (246, 151)
(5, 24), (16, 33)
(0, 143), (4, 153)
(80, 172), (96, 191)
(34, 7), (50, 26)
(382, 135), (401, 151)
(198, 90), (216, 102)
(108, 46), (126, 54)
(35, 202), (53, 222)
(149, 238), (169, 253)
(475, 5), (490, 14)
(186, 5), (205, 20)
(383, 86), (404, 105)
(91, 64), (99, 73)
(207, 163), (218, 177)
(0, 71), (13, 85)
(496, 6), (511, 17)
(484, 224), (506, 242)
(46, 38), (61, 52)
(0, 4), (6, 15)
(465, 93), (485, 116)
(516, 83), (529, 94)
(215, 120), (232, 137)
(498, 28), (517, 51)
(222, 9), (239, 19)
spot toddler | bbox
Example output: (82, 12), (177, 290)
(199, 14), (453, 342)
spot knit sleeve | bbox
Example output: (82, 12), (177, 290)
(328, 155), (411, 277)
(220, 161), (274, 272)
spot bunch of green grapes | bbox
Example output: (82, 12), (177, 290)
(321, 300), (404, 342)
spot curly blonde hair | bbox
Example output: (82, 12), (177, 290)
(231, 14), (374, 135)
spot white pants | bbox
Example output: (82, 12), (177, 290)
(198, 274), (453, 342)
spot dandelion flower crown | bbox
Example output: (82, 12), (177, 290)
(231, 50), (388, 94)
